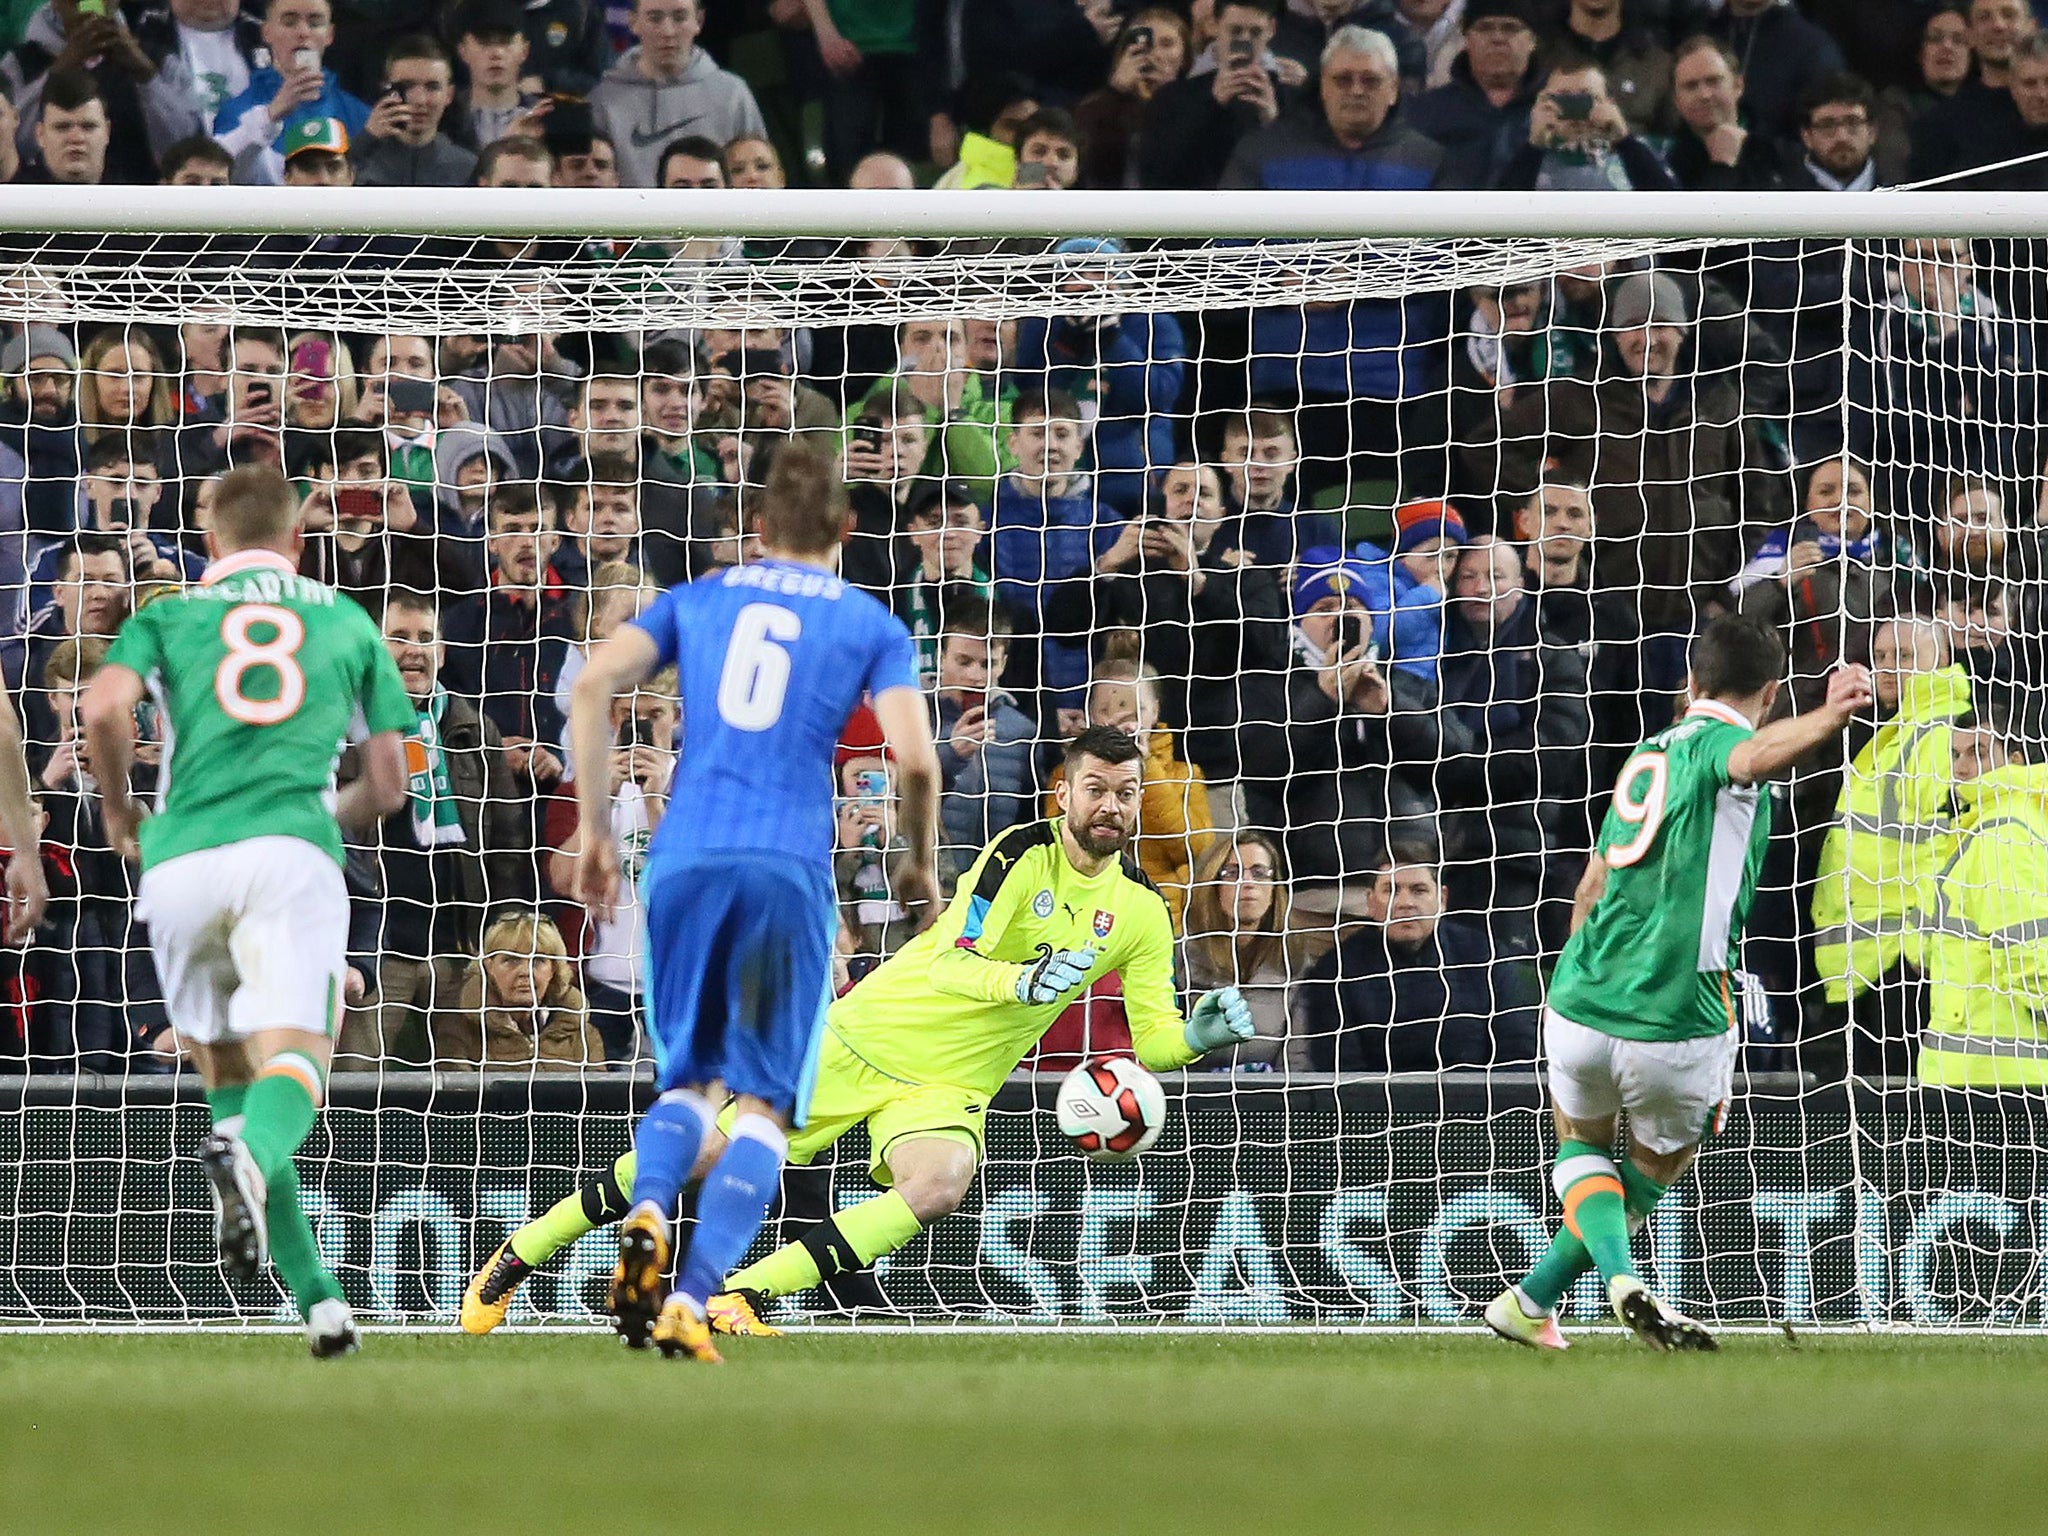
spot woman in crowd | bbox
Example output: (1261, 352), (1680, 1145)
(1043, 657), (1214, 921)
(1075, 7), (1190, 190)
(724, 134), (787, 188)
(76, 329), (176, 446)
(1180, 831), (1321, 1070)
(283, 331), (359, 435)
(429, 908), (603, 1071)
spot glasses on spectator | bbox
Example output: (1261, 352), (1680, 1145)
(1219, 862), (1276, 882)
(1807, 113), (1869, 134)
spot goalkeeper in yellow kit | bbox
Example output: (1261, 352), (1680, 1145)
(461, 726), (1252, 1336)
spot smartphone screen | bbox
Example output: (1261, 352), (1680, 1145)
(334, 484), (383, 521)
(1336, 612), (1366, 657)
(387, 375), (436, 416)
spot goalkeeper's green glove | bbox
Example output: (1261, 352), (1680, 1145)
(1016, 945), (1097, 1006)
(1184, 986), (1254, 1054)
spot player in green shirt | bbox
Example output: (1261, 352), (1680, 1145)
(460, 726), (1252, 1336)
(1486, 614), (1872, 1352)
(81, 466), (413, 1358)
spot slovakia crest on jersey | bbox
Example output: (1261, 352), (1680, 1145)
(1093, 909), (1115, 938)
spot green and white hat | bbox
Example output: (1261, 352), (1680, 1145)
(282, 116), (349, 159)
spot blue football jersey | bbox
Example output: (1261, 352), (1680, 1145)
(632, 559), (918, 863)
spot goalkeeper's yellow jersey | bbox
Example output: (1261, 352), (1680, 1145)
(827, 818), (1200, 1097)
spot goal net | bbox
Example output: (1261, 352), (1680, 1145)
(1, 190), (2043, 1330)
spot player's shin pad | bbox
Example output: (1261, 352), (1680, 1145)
(725, 1190), (924, 1302)
(508, 1151), (635, 1268)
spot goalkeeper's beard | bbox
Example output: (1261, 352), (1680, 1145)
(1073, 816), (1132, 859)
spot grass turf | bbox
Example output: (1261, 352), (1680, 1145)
(3, 1330), (2046, 1534)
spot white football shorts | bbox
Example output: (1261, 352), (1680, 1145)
(1544, 1008), (1739, 1156)
(136, 835), (349, 1045)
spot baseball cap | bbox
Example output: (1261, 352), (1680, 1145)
(908, 478), (983, 519)
(1462, 0), (1534, 26)
(453, 0), (525, 39)
(282, 116), (350, 160)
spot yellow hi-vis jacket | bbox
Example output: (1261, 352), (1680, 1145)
(1812, 667), (1971, 1002)
(1919, 761), (2048, 1087)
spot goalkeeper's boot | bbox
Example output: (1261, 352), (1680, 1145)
(1483, 1289), (1570, 1351)
(198, 1131), (269, 1283)
(609, 1205), (670, 1350)
(707, 1289), (783, 1338)
(1610, 1276), (1718, 1353)
(460, 1241), (534, 1336)
(652, 1298), (724, 1365)
(306, 1298), (360, 1360)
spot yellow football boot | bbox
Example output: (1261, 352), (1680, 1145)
(653, 1298), (725, 1364)
(459, 1242), (534, 1336)
(609, 1206), (671, 1350)
(707, 1289), (783, 1338)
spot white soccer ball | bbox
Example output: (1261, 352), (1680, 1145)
(1056, 1057), (1167, 1160)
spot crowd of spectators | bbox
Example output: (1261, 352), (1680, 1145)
(0, 0), (2044, 1083)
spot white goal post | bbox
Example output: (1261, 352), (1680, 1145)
(0, 189), (2042, 1332)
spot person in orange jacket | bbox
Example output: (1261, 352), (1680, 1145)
(1045, 657), (1214, 923)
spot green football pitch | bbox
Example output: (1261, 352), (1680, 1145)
(4, 1331), (2046, 1535)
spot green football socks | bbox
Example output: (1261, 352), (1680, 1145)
(266, 1159), (343, 1319)
(727, 1190), (923, 1301)
(237, 1052), (323, 1182)
(1552, 1140), (1635, 1283)
(206, 1080), (339, 1319)
(509, 1150), (634, 1267)
(1519, 1153), (1670, 1315)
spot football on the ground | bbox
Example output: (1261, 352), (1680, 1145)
(1056, 1058), (1167, 1159)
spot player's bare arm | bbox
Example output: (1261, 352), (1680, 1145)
(0, 684), (48, 941)
(333, 732), (409, 832)
(567, 622), (661, 920)
(1725, 665), (1875, 785)
(79, 662), (148, 862)
(870, 683), (941, 930)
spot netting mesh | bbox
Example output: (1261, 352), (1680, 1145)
(0, 223), (2043, 1329)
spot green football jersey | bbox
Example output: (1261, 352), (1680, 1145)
(102, 550), (414, 872)
(1548, 700), (1771, 1042)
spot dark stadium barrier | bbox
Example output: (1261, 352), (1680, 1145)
(1, 1074), (2041, 1327)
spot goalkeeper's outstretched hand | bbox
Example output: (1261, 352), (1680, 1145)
(1016, 945), (1097, 1006)
(1184, 987), (1254, 1053)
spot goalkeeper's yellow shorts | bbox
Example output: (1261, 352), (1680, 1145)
(719, 1028), (986, 1185)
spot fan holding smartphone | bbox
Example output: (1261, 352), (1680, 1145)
(1294, 553), (1392, 716)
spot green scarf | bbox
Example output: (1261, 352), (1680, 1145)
(407, 688), (466, 848)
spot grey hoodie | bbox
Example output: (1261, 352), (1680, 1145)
(589, 45), (766, 188)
